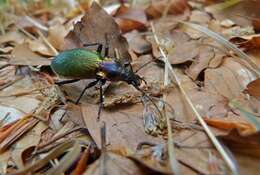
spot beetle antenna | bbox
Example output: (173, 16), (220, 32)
(134, 86), (165, 119)
(134, 59), (154, 73)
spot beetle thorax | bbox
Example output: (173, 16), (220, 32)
(99, 61), (141, 87)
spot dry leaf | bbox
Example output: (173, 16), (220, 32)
(185, 45), (215, 80)
(0, 105), (25, 126)
(82, 103), (163, 151)
(84, 152), (146, 175)
(11, 122), (47, 169)
(218, 129), (260, 157)
(145, 0), (189, 19)
(0, 31), (25, 45)
(204, 117), (256, 135)
(168, 40), (199, 64)
(63, 2), (131, 64)
(124, 30), (151, 54)
(245, 78), (260, 99)
(230, 35), (260, 50)
(128, 144), (172, 174)
(10, 43), (51, 66)
(204, 57), (256, 100)
(189, 10), (211, 24)
(114, 5), (147, 33)
(27, 39), (55, 56)
(47, 23), (69, 50)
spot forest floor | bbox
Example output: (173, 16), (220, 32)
(0, 0), (260, 174)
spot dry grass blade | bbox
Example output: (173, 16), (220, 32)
(162, 43), (181, 175)
(100, 122), (107, 175)
(10, 140), (82, 175)
(37, 30), (58, 56)
(205, 0), (242, 12)
(24, 16), (48, 31)
(180, 21), (260, 76)
(150, 22), (239, 175)
(229, 100), (260, 130)
(46, 140), (82, 175)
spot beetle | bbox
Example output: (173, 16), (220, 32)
(51, 42), (151, 119)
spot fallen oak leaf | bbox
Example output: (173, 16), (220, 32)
(145, 0), (189, 19)
(63, 2), (131, 64)
(0, 114), (32, 144)
(9, 140), (84, 175)
(245, 78), (260, 99)
(72, 146), (91, 175)
(0, 31), (25, 45)
(218, 129), (260, 157)
(114, 4), (147, 33)
(0, 118), (38, 153)
(168, 40), (199, 64)
(124, 30), (152, 55)
(185, 45), (215, 80)
(10, 43), (51, 66)
(11, 121), (47, 169)
(82, 103), (163, 151)
(204, 117), (256, 135)
(230, 35), (260, 51)
(47, 23), (69, 50)
(84, 151), (146, 175)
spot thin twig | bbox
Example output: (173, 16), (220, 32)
(25, 16), (48, 31)
(151, 22), (239, 175)
(162, 34), (181, 175)
(37, 30), (59, 56)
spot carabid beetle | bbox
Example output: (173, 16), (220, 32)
(51, 42), (147, 119)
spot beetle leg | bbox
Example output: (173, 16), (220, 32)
(83, 43), (103, 55)
(97, 79), (106, 121)
(75, 79), (99, 104)
(55, 79), (80, 85)
(104, 34), (109, 58)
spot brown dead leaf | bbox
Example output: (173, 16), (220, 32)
(10, 43), (51, 66)
(185, 45), (215, 80)
(174, 129), (224, 174)
(222, 26), (255, 38)
(252, 17), (260, 32)
(164, 68), (229, 122)
(0, 31), (25, 45)
(0, 151), (10, 174)
(82, 103), (163, 151)
(168, 40), (199, 64)
(63, 2), (131, 63)
(114, 5), (147, 33)
(204, 117), (256, 136)
(128, 144), (172, 174)
(245, 78), (260, 100)
(218, 129), (260, 157)
(205, 1), (260, 27)
(189, 10), (211, 24)
(230, 35), (260, 51)
(0, 46), (13, 53)
(84, 152), (146, 175)
(0, 105), (25, 126)
(0, 117), (38, 153)
(145, 0), (189, 19)
(26, 39), (54, 56)
(0, 65), (16, 87)
(124, 30), (151, 55)
(205, 57), (257, 100)
(11, 121), (47, 169)
(47, 23), (69, 50)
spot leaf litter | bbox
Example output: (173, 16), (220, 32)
(0, 0), (260, 175)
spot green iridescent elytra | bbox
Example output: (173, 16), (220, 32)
(51, 48), (104, 79)
(51, 47), (143, 88)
